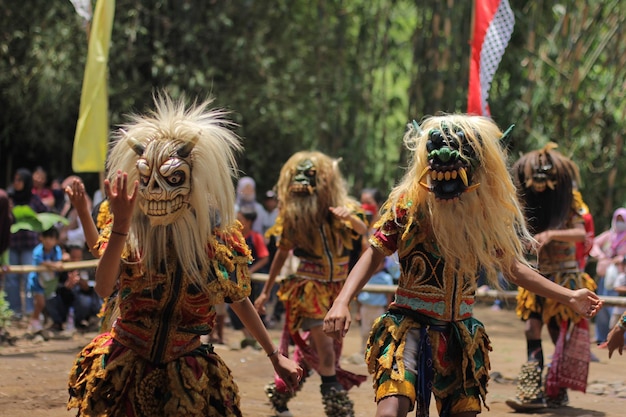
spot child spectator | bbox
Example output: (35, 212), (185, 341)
(6, 168), (48, 318)
(260, 190), (285, 328)
(59, 175), (91, 250)
(26, 226), (65, 333)
(0, 189), (11, 271)
(610, 256), (626, 328)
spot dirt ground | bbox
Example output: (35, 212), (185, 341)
(1, 303), (625, 417)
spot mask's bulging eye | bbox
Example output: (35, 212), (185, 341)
(427, 129), (444, 153)
(166, 171), (185, 186)
(136, 150), (193, 225)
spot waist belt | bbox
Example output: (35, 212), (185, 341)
(389, 307), (450, 329)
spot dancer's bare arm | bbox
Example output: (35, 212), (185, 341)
(255, 247), (289, 314)
(323, 246), (386, 340)
(94, 172), (137, 298)
(230, 298), (303, 391)
(506, 260), (602, 318)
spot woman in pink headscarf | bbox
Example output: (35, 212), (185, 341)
(590, 207), (626, 343)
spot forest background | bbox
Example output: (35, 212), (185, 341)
(0, 0), (624, 233)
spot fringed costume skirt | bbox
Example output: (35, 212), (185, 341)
(365, 309), (492, 416)
(68, 333), (242, 417)
(516, 271), (596, 324)
(276, 275), (367, 390)
(278, 275), (344, 334)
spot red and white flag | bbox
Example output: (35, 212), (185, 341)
(467, 0), (515, 116)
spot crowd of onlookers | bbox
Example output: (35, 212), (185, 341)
(0, 169), (288, 344)
(2, 165), (625, 349)
(0, 167), (102, 338)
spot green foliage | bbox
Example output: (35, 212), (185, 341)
(492, 0), (626, 231)
(0, 0), (625, 233)
(11, 205), (68, 234)
(0, 291), (12, 331)
(0, 0), (85, 179)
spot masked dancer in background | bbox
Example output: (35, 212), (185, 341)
(255, 150), (368, 417)
(505, 143), (597, 411)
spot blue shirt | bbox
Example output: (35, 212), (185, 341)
(357, 270), (393, 306)
(28, 243), (63, 296)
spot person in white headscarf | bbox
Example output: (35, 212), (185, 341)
(236, 176), (266, 235)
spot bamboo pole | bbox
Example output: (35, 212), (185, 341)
(6, 263), (624, 307)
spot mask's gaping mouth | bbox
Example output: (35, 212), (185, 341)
(526, 164), (557, 193)
(289, 158), (317, 196)
(139, 196), (190, 225)
(419, 128), (480, 201)
(419, 163), (478, 201)
(288, 183), (315, 196)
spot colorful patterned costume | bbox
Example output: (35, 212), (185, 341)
(322, 115), (563, 417)
(366, 200), (491, 416)
(516, 199), (596, 325)
(269, 207), (363, 337)
(507, 143), (595, 411)
(66, 95), (302, 416)
(68, 226), (252, 416)
(260, 151), (367, 417)
(92, 199), (120, 332)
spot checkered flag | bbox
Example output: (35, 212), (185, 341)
(467, 0), (515, 116)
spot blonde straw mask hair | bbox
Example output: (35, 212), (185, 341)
(107, 93), (242, 287)
(384, 114), (533, 287)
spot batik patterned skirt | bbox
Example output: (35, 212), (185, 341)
(68, 333), (241, 417)
(365, 310), (492, 416)
(516, 271), (596, 324)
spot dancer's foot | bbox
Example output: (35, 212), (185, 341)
(505, 396), (547, 412)
(546, 389), (569, 408)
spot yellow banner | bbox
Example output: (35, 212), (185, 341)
(72, 0), (115, 173)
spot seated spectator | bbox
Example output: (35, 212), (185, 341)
(6, 167), (49, 318)
(610, 256), (626, 328)
(46, 245), (102, 332)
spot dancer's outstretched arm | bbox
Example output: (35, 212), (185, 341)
(507, 260), (602, 318)
(230, 298), (303, 391)
(323, 246), (386, 340)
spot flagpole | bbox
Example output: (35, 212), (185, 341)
(80, 2), (104, 201)
(468, 0), (476, 113)
(72, 0), (115, 178)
